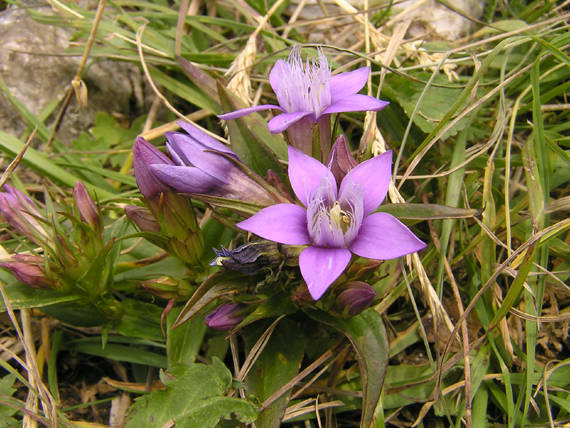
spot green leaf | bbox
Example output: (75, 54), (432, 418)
(0, 373), (18, 426)
(242, 318), (304, 428)
(218, 84), (288, 179)
(125, 359), (258, 427)
(384, 74), (474, 138)
(68, 340), (167, 368)
(376, 203), (479, 220)
(166, 306), (207, 368)
(0, 276), (81, 312)
(0, 130), (114, 200)
(306, 309), (389, 428)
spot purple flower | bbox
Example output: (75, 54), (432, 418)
(237, 146), (426, 300)
(148, 122), (279, 206)
(219, 47), (388, 153)
(205, 303), (246, 330)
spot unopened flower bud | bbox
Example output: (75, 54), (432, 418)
(140, 276), (192, 300)
(205, 303), (246, 330)
(336, 281), (377, 316)
(0, 255), (51, 288)
(327, 135), (358, 184)
(132, 137), (204, 265)
(149, 122), (281, 207)
(133, 137), (173, 202)
(0, 186), (48, 245)
(125, 205), (161, 233)
(74, 182), (101, 231)
(210, 241), (282, 275)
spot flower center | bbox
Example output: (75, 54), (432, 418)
(276, 47), (332, 118)
(306, 177), (363, 248)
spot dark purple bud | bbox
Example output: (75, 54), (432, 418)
(327, 135), (358, 184)
(125, 205), (161, 233)
(0, 255), (51, 288)
(0, 186), (48, 244)
(336, 281), (377, 316)
(133, 137), (173, 201)
(210, 241), (282, 275)
(74, 182), (100, 229)
(205, 303), (246, 330)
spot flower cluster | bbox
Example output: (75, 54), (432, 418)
(130, 46), (426, 328)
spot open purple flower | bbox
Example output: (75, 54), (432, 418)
(237, 146), (426, 300)
(219, 47), (388, 154)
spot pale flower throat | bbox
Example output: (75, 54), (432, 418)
(306, 177), (364, 248)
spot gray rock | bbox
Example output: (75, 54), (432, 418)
(0, 5), (147, 144)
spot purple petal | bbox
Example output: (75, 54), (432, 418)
(322, 94), (389, 115)
(268, 111), (313, 134)
(133, 137), (173, 199)
(349, 212), (426, 259)
(288, 146), (336, 206)
(218, 104), (282, 120)
(151, 164), (222, 194)
(176, 121), (236, 156)
(237, 204), (310, 245)
(166, 132), (231, 183)
(269, 59), (289, 95)
(339, 150), (392, 215)
(299, 247), (351, 300)
(329, 67), (370, 102)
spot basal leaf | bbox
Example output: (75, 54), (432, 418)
(242, 318), (304, 428)
(306, 309), (389, 428)
(125, 359), (258, 427)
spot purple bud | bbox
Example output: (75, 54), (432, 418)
(0, 255), (51, 288)
(0, 186), (48, 244)
(149, 123), (281, 207)
(336, 282), (377, 316)
(327, 135), (358, 184)
(125, 205), (161, 233)
(205, 303), (246, 330)
(133, 137), (173, 201)
(74, 182), (100, 229)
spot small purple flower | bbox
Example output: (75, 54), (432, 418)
(237, 146), (426, 300)
(219, 47), (388, 153)
(205, 303), (246, 330)
(148, 122), (279, 206)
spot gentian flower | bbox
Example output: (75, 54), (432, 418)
(219, 47), (388, 155)
(237, 146), (426, 300)
(148, 122), (280, 206)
